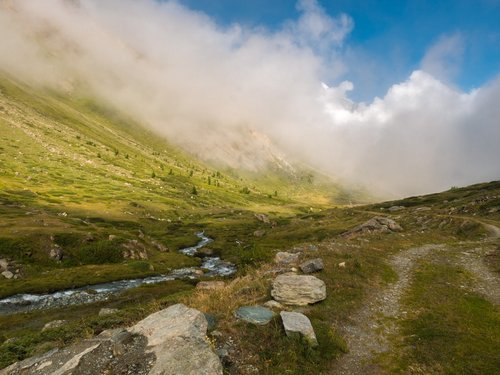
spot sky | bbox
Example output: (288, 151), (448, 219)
(0, 0), (499, 197)
(179, 0), (500, 101)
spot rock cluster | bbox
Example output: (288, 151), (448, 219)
(342, 216), (402, 239)
(0, 258), (21, 279)
(2, 304), (223, 375)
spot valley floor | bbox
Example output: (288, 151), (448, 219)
(1, 182), (500, 374)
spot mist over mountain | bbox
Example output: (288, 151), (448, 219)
(1, 0), (499, 197)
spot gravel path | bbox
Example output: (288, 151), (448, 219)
(331, 244), (444, 375)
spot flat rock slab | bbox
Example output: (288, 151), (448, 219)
(271, 274), (326, 306)
(234, 306), (275, 325)
(280, 311), (318, 346)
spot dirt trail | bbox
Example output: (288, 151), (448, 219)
(456, 247), (500, 305)
(331, 244), (444, 375)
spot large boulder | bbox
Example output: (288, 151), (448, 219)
(129, 304), (222, 375)
(271, 274), (326, 305)
(280, 311), (318, 346)
(1, 304), (222, 375)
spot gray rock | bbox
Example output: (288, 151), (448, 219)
(253, 229), (266, 237)
(274, 252), (299, 265)
(2, 305), (223, 375)
(271, 274), (326, 306)
(49, 245), (63, 261)
(342, 216), (402, 239)
(280, 311), (318, 346)
(299, 258), (324, 273)
(130, 303), (223, 374)
(151, 240), (168, 252)
(0, 258), (8, 270)
(122, 240), (148, 260)
(1, 270), (14, 279)
(204, 313), (217, 331)
(196, 281), (225, 290)
(263, 300), (284, 310)
(234, 306), (275, 325)
(254, 213), (270, 224)
(415, 206), (431, 212)
(388, 206), (405, 212)
(99, 308), (119, 316)
(42, 320), (67, 331)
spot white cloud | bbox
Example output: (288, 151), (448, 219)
(0, 0), (498, 197)
(421, 33), (465, 84)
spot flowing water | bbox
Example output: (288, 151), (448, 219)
(0, 232), (235, 315)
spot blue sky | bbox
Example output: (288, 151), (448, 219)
(178, 0), (500, 101)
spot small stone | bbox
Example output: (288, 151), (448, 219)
(196, 281), (225, 290)
(204, 313), (217, 331)
(388, 206), (405, 212)
(99, 308), (119, 316)
(49, 246), (63, 261)
(234, 306), (275, 325)
(280, 311), (318, 346)
(263, 300), (284, 310)
(274, 252), (299, 265)
(1, 270), (14, 279)
(42, 320), (67, 331)
(299, 258), (324, 273)
(253, 229), (266, 237)
(0, 258), (8, 270)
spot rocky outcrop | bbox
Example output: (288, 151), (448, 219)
(280, 311), (318, 346)
(122, 240), (148, 260)
(271, 274), (326, 305)
(299, 258), (324, 273)
(1, 304), (222, 375)
(342, 216), (402, 239)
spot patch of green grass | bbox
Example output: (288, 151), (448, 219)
(381, 258), (500, 374)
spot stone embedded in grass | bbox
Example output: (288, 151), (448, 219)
(99, 308), (119, 316)
(1, 270), (14, 279)
(253, 229), (266, 237)
(263, 300), (284, 310)
(234, 306), (275, 325)
(299, 258), (324, 274)
(388, 205), (405, 212)
(42, 319), (67, 331)
(0, 258), (8, 270)
(280, 311), (318, 347)
(271, 274), (326, 306)
(196, 281), (225, 290)
(274, 252), (300, 265)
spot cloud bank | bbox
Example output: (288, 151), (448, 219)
(0, 0), (499, 197)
